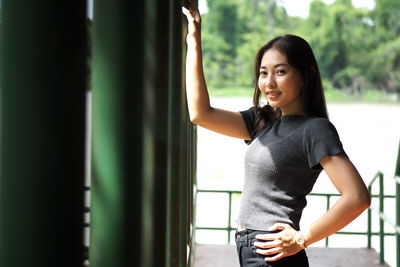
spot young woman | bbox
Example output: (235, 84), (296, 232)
(182, 4), (371, 267)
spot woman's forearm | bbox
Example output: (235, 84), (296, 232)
(303, 193), (370, 247)
(185, 34), (212, 123)
(302, 154), (372, 247)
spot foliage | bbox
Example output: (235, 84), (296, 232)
(208, 86), (398, 103)
(201, 0), (400, 100)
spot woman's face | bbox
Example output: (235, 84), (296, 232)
(258, 49), (304, 115)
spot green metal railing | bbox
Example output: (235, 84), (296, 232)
(367, 171), (400, 267)
(367, 141), (400, 267)
(196, 190), (242, 243)
(196, 190), (394, 244)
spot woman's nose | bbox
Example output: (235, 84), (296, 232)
(266, 74), (276, 88)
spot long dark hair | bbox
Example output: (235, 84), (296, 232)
(252, 34), (328, 132)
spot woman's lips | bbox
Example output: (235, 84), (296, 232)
(267, 91), (281, 100)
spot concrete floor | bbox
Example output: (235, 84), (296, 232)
(193, 244), (391, 267)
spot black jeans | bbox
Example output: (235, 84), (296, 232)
(235, 228), (309, 267)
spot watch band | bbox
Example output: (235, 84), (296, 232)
(295, 231), (307, 249)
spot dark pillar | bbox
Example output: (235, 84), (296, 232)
(0, 1), (88, 267)
(166, 0), (197, 266)
(90, 0), (196, 266)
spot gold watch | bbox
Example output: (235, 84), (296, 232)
(295, 231), (307, 249)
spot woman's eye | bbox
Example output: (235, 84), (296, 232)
(260, 71), (268, 76)
(277, 69), (286, 74)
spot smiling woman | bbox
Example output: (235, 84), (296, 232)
(251, 34), (327, 133)
(183, 2), (371, 267)
(258, 50), (304, 116)
(259, 50), (303, 114)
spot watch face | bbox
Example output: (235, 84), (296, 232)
(296, 232), (305, 245)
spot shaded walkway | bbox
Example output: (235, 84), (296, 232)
(194, 244), (390, 267)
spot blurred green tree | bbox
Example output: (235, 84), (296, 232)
(200, 0), (400, 99)
(202, 0), (239, 87)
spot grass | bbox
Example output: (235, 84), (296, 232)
(208, 86), (399, 103)
(208, 86), (253, 97)
(325, 88), (399, 103)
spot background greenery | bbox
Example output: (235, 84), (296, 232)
(201, 0), (400, 102)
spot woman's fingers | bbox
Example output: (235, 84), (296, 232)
(254, 239), (282, 249)
(182, 1), (201, 23)
(256, 246), (284, 256)
(182, 6), (194, 21)
(182, 6), (190, 16)
(255, 224), (299, 260)
(268, 223), (290, 231)
(257, 244), (287, 261)
(255, 233), (276, 241)
(265, 252), (286, 262)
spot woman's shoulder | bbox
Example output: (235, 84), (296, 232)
(240, 106), (257, 127)
(305, 116), (332, 126)
(240, 106), (257, 118)
(303, 116), (339, 136)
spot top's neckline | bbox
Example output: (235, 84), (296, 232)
(279, 114), (309, 121)
(281, 114), (308, 118)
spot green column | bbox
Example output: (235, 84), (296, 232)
(166, 1), (197, 266)
(90, 0), (196, 266)
(0, 1), (87, 267)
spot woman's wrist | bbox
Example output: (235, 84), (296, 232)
(300, 228), (311, 248)
(186, 28), (201, 40)
(294, 231), (307, 249)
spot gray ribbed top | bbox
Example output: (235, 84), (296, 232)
(237, 108), (346, 231)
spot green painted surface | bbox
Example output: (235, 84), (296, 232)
(0, 1), (87, 266)
(90, 0), (196, 266)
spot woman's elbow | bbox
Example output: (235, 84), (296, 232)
(343, 190), (371, 214)
(189, 113), (203, 125)
(362, 192), (371, 210)
(189, 107), (212, 125)
(355, 190), (371, 211)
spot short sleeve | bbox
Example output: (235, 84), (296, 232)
(304, 118), (347, 169)
(240, 107), (257, 145)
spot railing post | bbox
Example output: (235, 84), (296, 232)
(395, 141), (400, 267)
(228, 192), (233, 243)
(396, 181), (400, 267)
(325, 195), (331, 247)
(379, 172), (385, 264)
(367, 185), (372, 249)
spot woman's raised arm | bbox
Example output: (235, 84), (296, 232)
(182, 4), (250, 140)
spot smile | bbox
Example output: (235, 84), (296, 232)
(266, 91), (281, 100)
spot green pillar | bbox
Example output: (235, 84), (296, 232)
(0, 1), (88, 267)
(166, 1), (197, 266)
(90, 0), (196, 266)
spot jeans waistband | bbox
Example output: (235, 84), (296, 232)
(235, 228), (274, 242)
